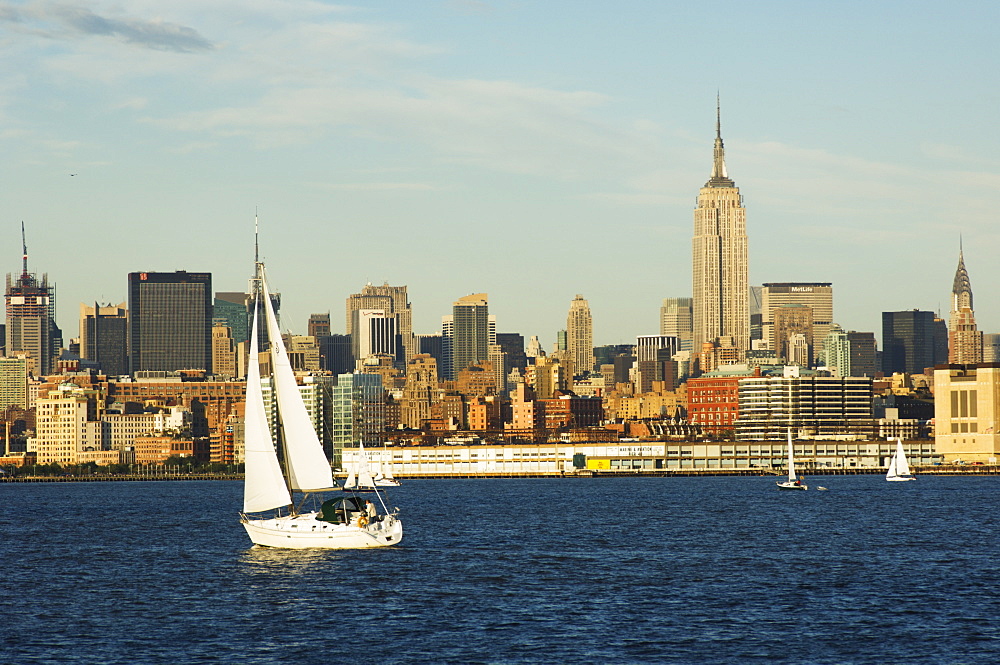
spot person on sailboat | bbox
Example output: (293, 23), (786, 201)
(365, 500), (379, 524)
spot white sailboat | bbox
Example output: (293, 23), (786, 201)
(240, 264), (402, 549)
(776, 429), (807, 490)
(886, 438), (916, 482)
(342, 442), (377, 491)
(374, 448), (401, 487)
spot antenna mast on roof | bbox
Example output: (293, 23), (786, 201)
(21, 221), (28, 280)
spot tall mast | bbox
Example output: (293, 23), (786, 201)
(250, 208), (263, 297)
(248, 210), (263, 360)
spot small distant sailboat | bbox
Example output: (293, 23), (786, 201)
(342, 442), (382, 490)
(886, 438), (916, 482)
(374, 456), (401, 487)
(777, 429), (807, 491)
(239, 258), (402, 549)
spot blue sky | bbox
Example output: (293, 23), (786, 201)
(2, 1), (999, 348)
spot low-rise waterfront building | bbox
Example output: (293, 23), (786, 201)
(341, 438), (940, 477)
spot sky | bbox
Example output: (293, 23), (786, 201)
(2, 0), (999, 349)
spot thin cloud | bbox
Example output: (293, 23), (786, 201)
(310, 182), (443, 192)
(164, 140), (218, 154)
(155, 79), (647, 179)
(113, 97), (149, 110)
(0, 2), (214, 52)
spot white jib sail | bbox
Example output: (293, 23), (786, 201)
(243, 294), (292, 513)
(261, 275), (335, 492)
(343, 464), (357, 489)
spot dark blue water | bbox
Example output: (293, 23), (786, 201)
(2, 476), (998, 664)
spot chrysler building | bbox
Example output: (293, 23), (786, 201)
(948, 244), (982, 364)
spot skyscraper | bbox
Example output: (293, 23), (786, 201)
(345, 283), (413, 366)
(566, 294), (593, 376)
(318, 334), (353, 375)
(442, 293), (494, 380)
(983, 333), (1000, 363)
(495, 332), (527, 371)
(352, 309), (397, 367)
(635, 335), (679, 392)
(213, 293), (250, 344)
(211, 322), (238, 378)
(308, 313), (331, 338)
(823, 326), (877, 378)
(660, 297), (693, 351)
(772, 304), (814, 365)
(331, 373), (384, 452)
(79, 302), (128, 377)
(692, 99), (749, 355)
(761, 283), (834, 362)
(214, 289), (280, 347)
(948, 246), (982, 364)
(6, 227), (58, 376)
(128, 271), (213, 373)
(0, 355), (28, 409)
(882, 310), (946, 375)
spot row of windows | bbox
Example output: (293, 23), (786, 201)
(951, 422), (979, 433)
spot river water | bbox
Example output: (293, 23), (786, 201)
(2, 475), (998, 664)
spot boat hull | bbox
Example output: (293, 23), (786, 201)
(886, 476), (916, 482)
(776, 481), (807, 490)
(242, 513), (403, 549)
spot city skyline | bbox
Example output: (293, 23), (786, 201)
(2, 2), (999, 345)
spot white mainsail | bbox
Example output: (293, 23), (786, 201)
(786, 430), (797, 482)
(260, 275), (335, 493)
(242, 295), (292, 513)
(357, 442), (375, 488)
(887, 438), (912, 480)
(894, 439), (911, 476)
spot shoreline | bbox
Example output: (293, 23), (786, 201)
(2, 465), (997, 482)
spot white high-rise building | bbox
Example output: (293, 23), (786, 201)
(692, 99), (748, 355)
(353, 309), (397, 368)
(345, 283), (413, 366)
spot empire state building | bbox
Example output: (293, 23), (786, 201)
(692, 100), (749, 355)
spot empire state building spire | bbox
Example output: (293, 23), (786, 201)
(707, 95), (735, 188)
